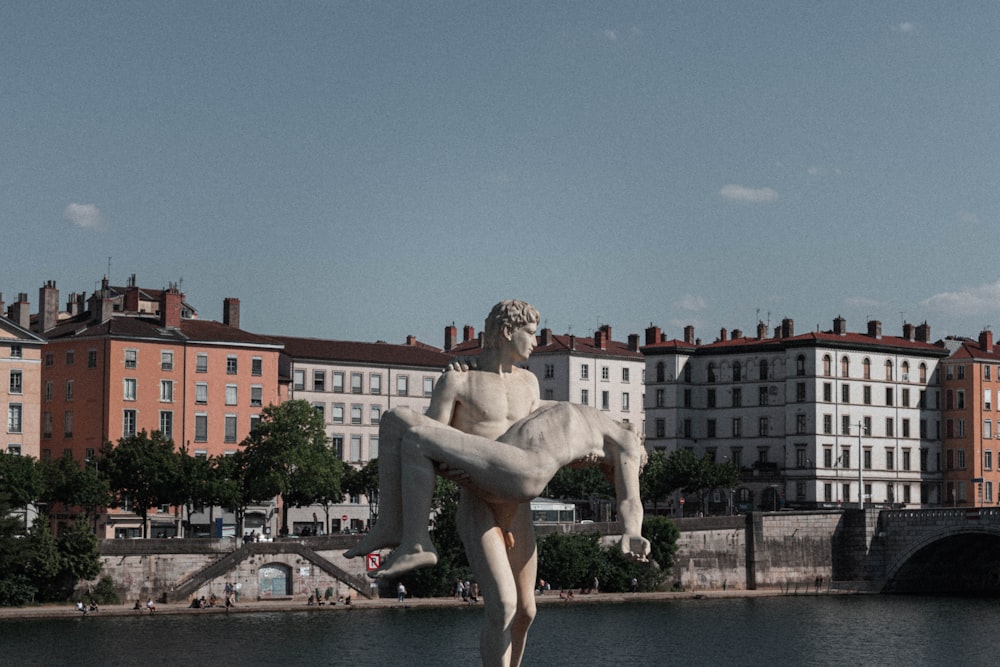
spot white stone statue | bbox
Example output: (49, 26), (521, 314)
(345, 300), (649, 667)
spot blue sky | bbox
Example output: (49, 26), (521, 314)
(3, 2), (999, 347)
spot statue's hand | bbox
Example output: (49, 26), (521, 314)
(621, 534), (651, 562)
(445, 356), (479, 373)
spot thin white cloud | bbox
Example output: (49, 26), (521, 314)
(921, 280), (1000, 316)
(958, 210), (980, 225)
(892, 21), (917, 34)
(675, 294), (708, 312)
(603, 29), (618, 41)
(64, 203), (107, 231)
(842, 296), (882, 310)
(719, 184), (779, 204)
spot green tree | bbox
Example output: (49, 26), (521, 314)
(0, 490), (36, 605)
(400, 478), (469, 597)
(536, 532), (605, 591)
(23, 514), (61, 600)
(240, 400), (343, 533)
(0, 452), (42, 523)
(37, 455), (111, 525)
(57, 518), (102, 584)
(101, 430), (180, 538)
(343, 458), (379, 530)
(175, 447), (215, 537)
(642, 515), (680, 574)
(639, 449), (674, 513)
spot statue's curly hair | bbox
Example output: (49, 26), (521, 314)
(483, 300), (540, 349)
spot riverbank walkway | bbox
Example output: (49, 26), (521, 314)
(0, 587), (856, 621)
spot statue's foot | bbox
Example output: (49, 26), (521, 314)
(371, 544), (438, 579)
(344, 531), (400, 558)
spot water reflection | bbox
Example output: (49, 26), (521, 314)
(5, 596), (998, 666)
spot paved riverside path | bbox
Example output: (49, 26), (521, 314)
(0, 588), (833, 621)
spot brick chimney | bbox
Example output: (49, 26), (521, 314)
(223, 297), (240, 329)
(541, 328), (553, 346)
(684, 325), (695, 345)
(595, 326), (610, 350)
(444, 324), (457, 351)
(0, 292), (5, 319)
(719, 328), (727, 342)
(10, 293), (30, 329)
(90, 277), (115, 324)
(160, 285), (183, 328)
(781, 318), (794, 339)
(406, 335), (417, 346)
(645, 325), (661, 346)
(756, 321), (768, 339)
(915, 322), (931, 342)
(833, 316), (847, 336)
(867, 320), (882, 339)
(463, 325), (475, 342)
(902, 322), (914, 341)
(732, 328), (743, 339)
(980, 330), (994, 353)
(123, 274), (140, 312)
(39, 280), (59, 332)
(628, 333), (640, 352)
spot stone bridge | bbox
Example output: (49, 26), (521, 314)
(863, 507), (1000, 594)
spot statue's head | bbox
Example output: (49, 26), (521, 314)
(483, 300), (540, 350)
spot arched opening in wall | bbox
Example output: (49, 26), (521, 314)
(258, 563), (292, 597)
(885, 532), (1000, 596)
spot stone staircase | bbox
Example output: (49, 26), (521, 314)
(165, 541), (371, 603)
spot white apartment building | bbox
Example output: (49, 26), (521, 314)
(274, 335), (453, 533)
(643, 317), (948, 512)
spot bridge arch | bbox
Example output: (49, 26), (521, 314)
(883, 523), (1000, 595)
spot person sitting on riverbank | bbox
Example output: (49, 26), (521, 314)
(145, 599), (156, 614)
(133, 599), (142, 612)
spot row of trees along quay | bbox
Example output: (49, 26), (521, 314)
(1, 399), (740, 601)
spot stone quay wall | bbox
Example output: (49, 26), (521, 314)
(92, 511), (854, 602)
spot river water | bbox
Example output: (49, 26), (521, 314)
(3, 595), (995, 666)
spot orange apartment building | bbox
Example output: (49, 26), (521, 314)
(30, 276), (282, 537)
(940, 329), (1000, 507)
(1, 294), (46, 458)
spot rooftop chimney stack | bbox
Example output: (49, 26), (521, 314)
(684, 325), (695, 345)
(645, 325), (661, 346)
(160, 285), (183, 328)
(719, 328), (728, 342)
(867, 320), (882, 339)
(915, 322), (931, 342)
(757, 321), (768, 339)
(11, 293), (30, 329)
(902, 322), (914, 341)
(541, 328), (553, 346)
(833, 316), (847, 336)
(981, 330), (994, 353)
(463, 325), (475, 342)
(406, 335), (417, 346)
(732, 328), (743, 339)
(223, 297), (240, 329)
(0, 292), (5, 320)
(628, 333), (640, 352)
(39, 280), (59, 332)
(444, 324), (457, 351)
(781, 318), (794, 339)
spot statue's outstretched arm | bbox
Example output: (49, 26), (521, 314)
(611, 430), (651, 561)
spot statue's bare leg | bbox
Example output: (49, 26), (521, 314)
(369, 439), (440, 578)
(345, 408), (425, 558)
(505, 502), (538, 667)
(459, 493), (520, 667)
